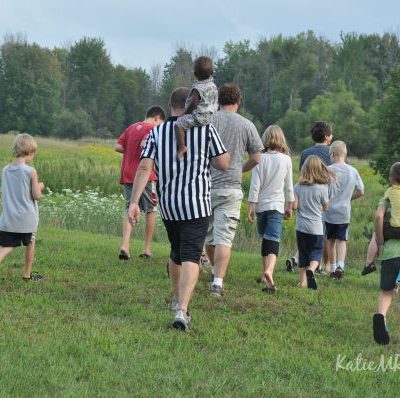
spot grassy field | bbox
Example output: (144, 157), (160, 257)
(0, 133), (399, 397)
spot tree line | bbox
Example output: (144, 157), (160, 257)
(0, 31), (400, 175)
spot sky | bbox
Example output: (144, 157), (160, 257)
(1, 0), (399, 72)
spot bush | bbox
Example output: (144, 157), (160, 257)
(54, 109), (93, 139)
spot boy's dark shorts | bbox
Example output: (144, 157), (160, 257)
(0, 231), (35, 247)
(296, 231), (324, 268)
(163, 217), (209, 265)
(325, 222), (349, 241)
(380, 257), (400, 291)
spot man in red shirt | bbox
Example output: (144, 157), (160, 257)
(115, 106), (166, 260)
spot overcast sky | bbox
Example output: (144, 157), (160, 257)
(1, 0), (399, 71)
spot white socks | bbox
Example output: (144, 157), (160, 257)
(213, 277), (223, 287)
(330, 263), (337, 272)
(337, 261), (345, 269)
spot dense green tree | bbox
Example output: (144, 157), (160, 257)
(0, 36), (62, 135)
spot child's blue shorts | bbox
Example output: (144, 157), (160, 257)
(325, 222), (349, 241)
(256, 210), (284, 242)
(296, 230), (324, 268)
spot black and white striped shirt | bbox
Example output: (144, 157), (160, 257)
(141, 116), (227, 221)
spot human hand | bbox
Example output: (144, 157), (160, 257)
(38, 182), (45, 191)
(128, 203), (140, 226)
(284, 208), (292, 220)
(247, 204), (256, 223)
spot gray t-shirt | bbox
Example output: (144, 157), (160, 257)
(324, 163), (364, 224)
(295, 183), (329, 235)
(211, 110), (263, 190)
(0, 163), (39, 233)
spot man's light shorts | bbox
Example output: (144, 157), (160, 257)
(205, 189), (243, 247)
(123, 182), (157, 213)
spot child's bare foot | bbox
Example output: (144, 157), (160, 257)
(263, 271), (277, 292)
(177, 146), (187, 160)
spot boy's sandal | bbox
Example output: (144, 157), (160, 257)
(119, 250), (130, 260)
(138, 253), (151, 258)
(306, 270), (318, 290)
(23, 272), (44, 281)
(361, 263), (376, 276)
(373, 313), (390, 345)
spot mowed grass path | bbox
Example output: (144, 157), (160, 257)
(0, 227), (399, 397)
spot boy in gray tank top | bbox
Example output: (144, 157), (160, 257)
(0, 134), (45, 281)
(175, 56), (218, 159)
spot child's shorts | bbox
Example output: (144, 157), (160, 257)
(380, 257), (400, 291)
(257, 210), (284, 242)
(325, 222), (349, 241)
(0, 231), (35, 247)
(296, 231), (324, 268)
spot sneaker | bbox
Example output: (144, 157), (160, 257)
(335, 267), (344, 280)
(210, 284), (224, 298)
(361, 263), (376, 276)
(169, 298), (179, 312)
(286, 257), (297, 272)
(315, 268), (328, 276)
(172, 309), (191, 331)
(330, 271), (338, 280)
(373, 313), (390, 345)
(23, 272), (43, 281)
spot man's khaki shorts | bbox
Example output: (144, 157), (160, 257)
(205, 189), (243, 247)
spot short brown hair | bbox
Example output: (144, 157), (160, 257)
(389, 162), (400, 184)
(310, 121), (332, 143)
(194, 56), (213, 80)
(218, 83), (242, 106)
(145, 106), (166, 120)
(12, 133), (37, 157)
(169, 87), (190, 110)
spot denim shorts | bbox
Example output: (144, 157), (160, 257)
(256, 210), (284, 242)
(380, 257), (400, 291)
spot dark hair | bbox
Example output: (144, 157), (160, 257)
(390, 162), (400, 184)
(310, 121), (332, 143)
(218, 83), (242, 106)
(194, 56), (213, 80)
(145, 105), (166, 120)
(169, 87), (190, 110)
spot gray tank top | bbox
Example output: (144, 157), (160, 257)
(0, 163), (39, 233)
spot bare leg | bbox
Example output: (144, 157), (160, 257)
(0, 247), (13, 263)
(322, 237), (329, 271)
(366, 233), (378, 265)
(263, 254), (277, 287)
(175, 126), (187, 160)
(120, 214), (133, 254)
(337, 240), (347, 263)
(308, 260), (319, 272)
(299, 269), (307, 288)
(178, 261), (199, 311)
(205, 244), (215, 266)
(143, 211), (156, 256)
(213, 244), (232, 280)
(168, 258), (181, 299)
(23, 241), (35, 278)
(377, 290), (393, 317)
(327, 238), (336, 270)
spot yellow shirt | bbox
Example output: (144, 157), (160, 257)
(384, 185), (400, 227)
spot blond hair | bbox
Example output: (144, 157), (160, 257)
(261, 125), (290, 155)
(299, 155), (335, 185)
(12, 133), (37, 158)
(329, 140), (347, 159)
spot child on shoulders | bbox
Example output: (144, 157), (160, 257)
(324, 141), (364, 279)
(248, 125), (294, 292)
(293, 155), (335, 289)
(0, 134), (45, 281)
(174, 56), (218, 160)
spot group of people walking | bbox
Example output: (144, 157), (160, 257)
(0, 57), (399, 345)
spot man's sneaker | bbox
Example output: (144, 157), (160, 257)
(286, 257), (297, 272)
(210, 284), (224, 298)
(335, 267), (344, 280)
(169, 298), (179, 312)
(172, 309), (191, 331)
(361, 263), (377, 276)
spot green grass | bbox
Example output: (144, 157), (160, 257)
(0, 134), (398, 396)
(0, 227), (398, 397)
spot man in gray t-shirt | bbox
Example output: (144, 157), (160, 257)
(205, 83), (264, 298)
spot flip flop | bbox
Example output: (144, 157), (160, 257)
(361, 263), (376, 276)
(119, 250), (130, 260)
(139, 253), (151, 258)
(373, 313), (390, 345)
(306, 270), (318, 290)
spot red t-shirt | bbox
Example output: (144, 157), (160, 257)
(117, 122), (157, 183)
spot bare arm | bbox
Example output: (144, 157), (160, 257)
(115, 143), (124, 153)
(351, 190), (364, 201)
(128, 158), (154, 224)
(31, 169), (44, 200)
(211, 152), (230, 171)
(182, 89), (200, 115)
(293, 192), (298, 210)
(242, 152), (261, 173)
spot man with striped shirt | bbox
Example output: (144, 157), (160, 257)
(128, 87), (230, 330)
